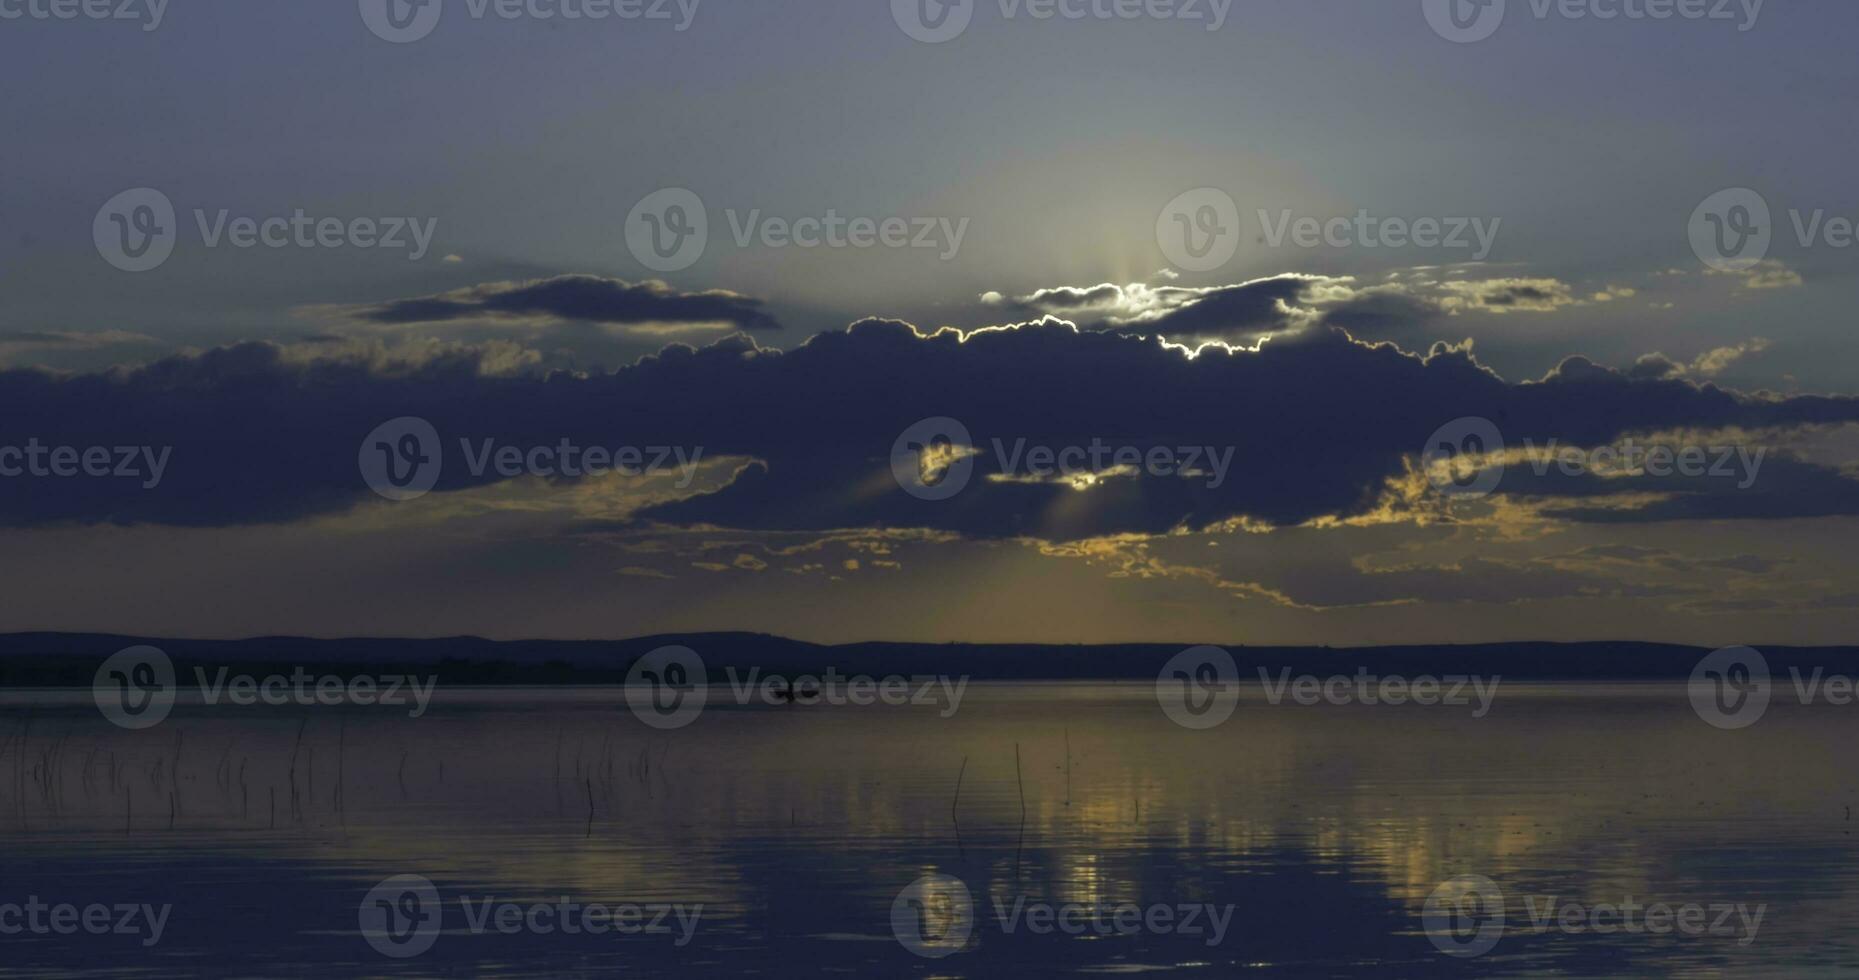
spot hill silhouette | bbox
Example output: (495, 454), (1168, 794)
(2, 632), (1856, 686)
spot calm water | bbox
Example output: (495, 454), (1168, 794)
(1, 683), (1855, 977)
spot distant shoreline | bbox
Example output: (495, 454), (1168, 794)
(2, 632), (1855, 686)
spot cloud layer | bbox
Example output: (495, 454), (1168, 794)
(347, 275), (782, 333)
(3, 317), (1857, 538)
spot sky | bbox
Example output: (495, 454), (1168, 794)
(1, 0), (1856, 645)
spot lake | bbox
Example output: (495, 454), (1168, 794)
(1, 682), (1854, 976)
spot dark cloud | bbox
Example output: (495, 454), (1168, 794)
(1, 319), (1856, 537)
(1532, 455), (1859, 524)
(1117, 276), (1313, 340)
(1316, 289), (1447, 346)
(353, 275), (782, 332)
(995, 275), (1322, 341)
(1627, 354), (1685, 380)
(991, 272), (1589, 350)
(1482, 284), (1555, 306)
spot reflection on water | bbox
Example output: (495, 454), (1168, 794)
(2, 683), (1857, 976)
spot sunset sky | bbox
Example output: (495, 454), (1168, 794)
(2, 0), (1856, 645)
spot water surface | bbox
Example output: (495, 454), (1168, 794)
(1, 683), (1853, 976)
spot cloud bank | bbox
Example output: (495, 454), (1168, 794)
(3, 317), (1857, 538)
